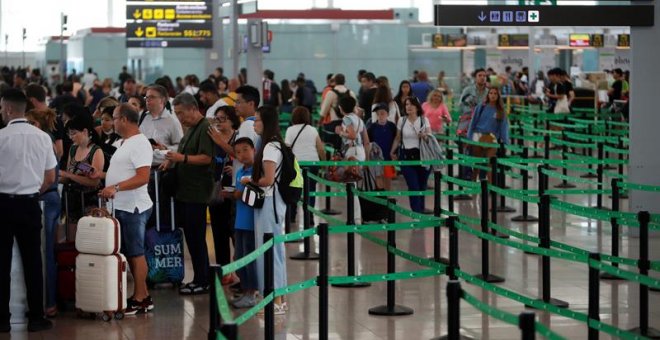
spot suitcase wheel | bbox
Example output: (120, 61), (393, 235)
(101, 313), (112, 322)
(114, 312), (124, 320)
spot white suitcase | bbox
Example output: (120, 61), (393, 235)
(76, 207), (121, 255)
(75, 253), (127, 321)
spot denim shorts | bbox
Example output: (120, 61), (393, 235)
(115, 207), (152, 257)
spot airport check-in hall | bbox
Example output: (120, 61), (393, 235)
(0, 0), (658, 339)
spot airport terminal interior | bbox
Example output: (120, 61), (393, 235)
(0, 0), (659, 339)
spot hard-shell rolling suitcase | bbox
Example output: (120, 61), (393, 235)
(145, 171), (185, 286)
(75, 200), (121, 255)
(75, 253), (127, 321)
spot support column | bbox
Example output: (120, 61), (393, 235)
(246, 19), (263, 91)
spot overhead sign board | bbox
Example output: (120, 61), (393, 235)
(434, 4), (654, 27)
(126, 1), (212, 48)
(432, 34), (468, 48)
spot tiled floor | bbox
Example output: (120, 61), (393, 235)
(5, 167), (660, 340)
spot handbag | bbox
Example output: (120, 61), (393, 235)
(241, 182), (265, 208)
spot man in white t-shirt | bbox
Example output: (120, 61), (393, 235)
(233, 85), (261, 184)
(97, 103), (154, 315)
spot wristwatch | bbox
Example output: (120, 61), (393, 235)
(114, 184), (120, 192)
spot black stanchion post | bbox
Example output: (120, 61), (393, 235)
(512, 148), (538, 223)
(432, 171), (449, 264)
(495, 152), (516, 213)
(543, 134), (550, 161)
(369, 199), (414, 316)
(291, 168), (320, 260)
(447, 150), (456, 212)
(581, 125), (598, 179)
(263, 233), (275, 340)
(601, 179), (623, 280)
(220, 323), (238, 340)
(616, 137), (629, 199)
(490, 158), (510, 238)
(447, 216), (459, 281)
(454, 141), (472, 201)
(529, 195), (569, 308)
(519, 311), (536, 340)
(318, 223), (329, 340)
(435, 280), (470, 340)
(533, 119), (540, 158)
(321, 150), (340, 215)
(596, 142), (604, 209)
(476, 180), (505, 283)
(555, 131), (576, 189)
(629, 211), (660, 337)
(588, 252), (601, 340)
(208, 265), (221, 340)
(332, 183), (370, 288)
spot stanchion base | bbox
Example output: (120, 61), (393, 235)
(432, 334), (474, 340)
(554, 182), (577, 189)
(474, 273), (506, 283)
(289, 252), (320, 261)
(321, 209), (341, 215)
(453, 194), (473, 201)
(496, 206), (517, 213)
(428, 256), (450, 265)
(526, 298), (569, 309)
(628, 327), (660, 339)
(511, 215), (539, 222)
(580, 174), (599, 179)
(331, 282), (372, 288)
(368, 304), (414, 316)
(600, 272), (625, 280)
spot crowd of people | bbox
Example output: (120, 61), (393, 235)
(0, 61), (630, 332)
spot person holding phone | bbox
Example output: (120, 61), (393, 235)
(60, 114), (105, 223)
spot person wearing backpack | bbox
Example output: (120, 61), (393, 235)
(247, 105), (291, 314)
(319, 74), (357, 151)
(284, 106), (325, 231)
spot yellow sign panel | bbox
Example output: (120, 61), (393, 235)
(133, 9), (141, 19)
(143, 9), (153, 20)
(154, 9), (164, 20)
(146, 27), (157, 38)
(134, 27), (144, 37)
(165, 9), (175, 20)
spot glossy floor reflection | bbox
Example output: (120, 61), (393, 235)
(4, 167), (660, 339)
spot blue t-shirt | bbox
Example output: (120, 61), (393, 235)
(368, 121), (397, 160)
(235, 166), (255, 231)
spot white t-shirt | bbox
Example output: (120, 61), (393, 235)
(205, 98), (229, 119)
(285, 124), (319, 161)
(236, 117), (259, 146)
(0, 119), (58, 195)
(261, 141), (283, 196)
(105, 134), (154, 214)
(397, 116), (431, 149)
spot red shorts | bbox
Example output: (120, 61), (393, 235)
(383, 166), (396, 179)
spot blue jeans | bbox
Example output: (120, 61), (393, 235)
(40, 191), (61, 309)
(400, 165), (430, 213)
(115, 207), (152, 258)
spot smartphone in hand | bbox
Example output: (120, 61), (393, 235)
(75, 162), (94, 175)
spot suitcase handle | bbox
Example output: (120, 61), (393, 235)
(89, 208), (112, 218)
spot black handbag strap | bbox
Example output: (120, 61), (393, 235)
(290, 124), (307, 149)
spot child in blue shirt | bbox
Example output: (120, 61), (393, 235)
(226, 137), (259, 308)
